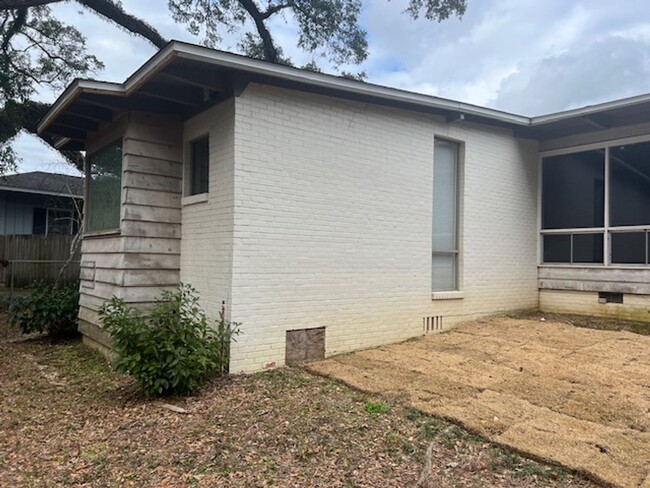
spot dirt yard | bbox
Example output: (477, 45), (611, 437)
(309, 317), (650, 488)
(0, 338), (597, 487)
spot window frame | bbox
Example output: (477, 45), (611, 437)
(84, 138), (124, 236)
(185, 134), (210, 197)
(432, 137), (463, 294)
(45, 208), (74, 235)
(539, 135), (650, 268)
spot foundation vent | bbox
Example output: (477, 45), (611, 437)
(423, 315), (444, 334)
(598, 292), (623, 304)
(285, 327), (326, 364)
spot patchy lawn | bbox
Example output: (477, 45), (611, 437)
(310, 317), (650, 488)
(0, 339), (597, 487)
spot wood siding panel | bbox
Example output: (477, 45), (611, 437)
(122, 172), (182, 193)
(121, 237), (180, 254)
(79, 110), (183, 353)
(121, 221), (181, 238)
(123, 138), (183, 162)
(125, 155), (183, 178)
(123, 204), (181, 224)
(538, 266), (650, 294)
(124, 187), (181, 208)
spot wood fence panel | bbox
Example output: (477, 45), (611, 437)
(3, 235), (80, 287)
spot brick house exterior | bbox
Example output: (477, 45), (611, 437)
(38, 42), (650, 372)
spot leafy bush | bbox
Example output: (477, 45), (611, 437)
(9, 281), (80, 339)
(99, 284), (239, 396)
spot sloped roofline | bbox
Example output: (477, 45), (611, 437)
(37, 40), (650, 135)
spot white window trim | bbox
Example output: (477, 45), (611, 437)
(537, 135), (650, 268)
(431, 290), (464, 300)
(182, 193), (209, 206)
(432, 136), (464, 296)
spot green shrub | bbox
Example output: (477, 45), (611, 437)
(99, 284), (239, 396)
(9, 281), (80, 339)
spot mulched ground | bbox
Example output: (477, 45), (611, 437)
(0, 338), (598, 488)
(310, 317), (650, 488)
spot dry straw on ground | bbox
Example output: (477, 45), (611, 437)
(0, 334), (596, 487)
(309, 317), (650, 488)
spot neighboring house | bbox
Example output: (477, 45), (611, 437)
(37, 41), (650, 372)
(0, 171), (83, 236)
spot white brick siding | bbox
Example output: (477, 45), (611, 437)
(180, 100), (236, 319)
(225, 84), (540, 372)
(540, 289), (650, 322)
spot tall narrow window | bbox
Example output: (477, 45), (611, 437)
(87, 140), (122, 233)
(189, 136), (209, 195)
(432, 139), (459, 291)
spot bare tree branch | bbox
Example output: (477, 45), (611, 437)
(0, 0), (59, 8)
(260, 1), (294, 20)
(78, 0), (167, 49)
(238, 0), (278, 62)
(1, 7), (26, 50)
(0, 0), (167, 49)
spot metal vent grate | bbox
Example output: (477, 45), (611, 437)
(423, 315), (443, 334)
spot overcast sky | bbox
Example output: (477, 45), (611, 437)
(13, 0), (650, 175)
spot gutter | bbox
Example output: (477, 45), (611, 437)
(530, 92), (650, 125)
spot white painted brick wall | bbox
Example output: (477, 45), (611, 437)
(540, 289), (650, 322)
(226, 84), (540, 372)
(180, 100), (236, 319)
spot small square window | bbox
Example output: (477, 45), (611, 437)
(189, 136), (209, 196)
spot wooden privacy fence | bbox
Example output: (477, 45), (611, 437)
(0, 235), (80, 287)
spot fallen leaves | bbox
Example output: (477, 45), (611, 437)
(0, 338), (597, 487)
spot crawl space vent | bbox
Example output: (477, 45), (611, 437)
(423, 315), (444, 334)
(285, 327), (325, 364)
(598, 292), (624, 304)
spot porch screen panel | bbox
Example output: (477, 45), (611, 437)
(542, 150), (604, 230)
(87, 140), (123, 233)
(611, 232), (647, 264)
(610, 142), (650, 227)
(432, 139), (459, 291)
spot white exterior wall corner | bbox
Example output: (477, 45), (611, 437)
(227, 83), (540, 373)
(180, 99), (236, 322)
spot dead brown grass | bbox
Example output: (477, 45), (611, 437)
(308, 317), (650, 488)
(0, 338), (597, 487)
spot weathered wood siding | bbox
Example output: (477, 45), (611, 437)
(538, 266), (650, 295)
(79, 111), (183, 349)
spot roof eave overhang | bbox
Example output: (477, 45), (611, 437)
(38, 40), (650, 144)
(37, 41), (531, 140)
